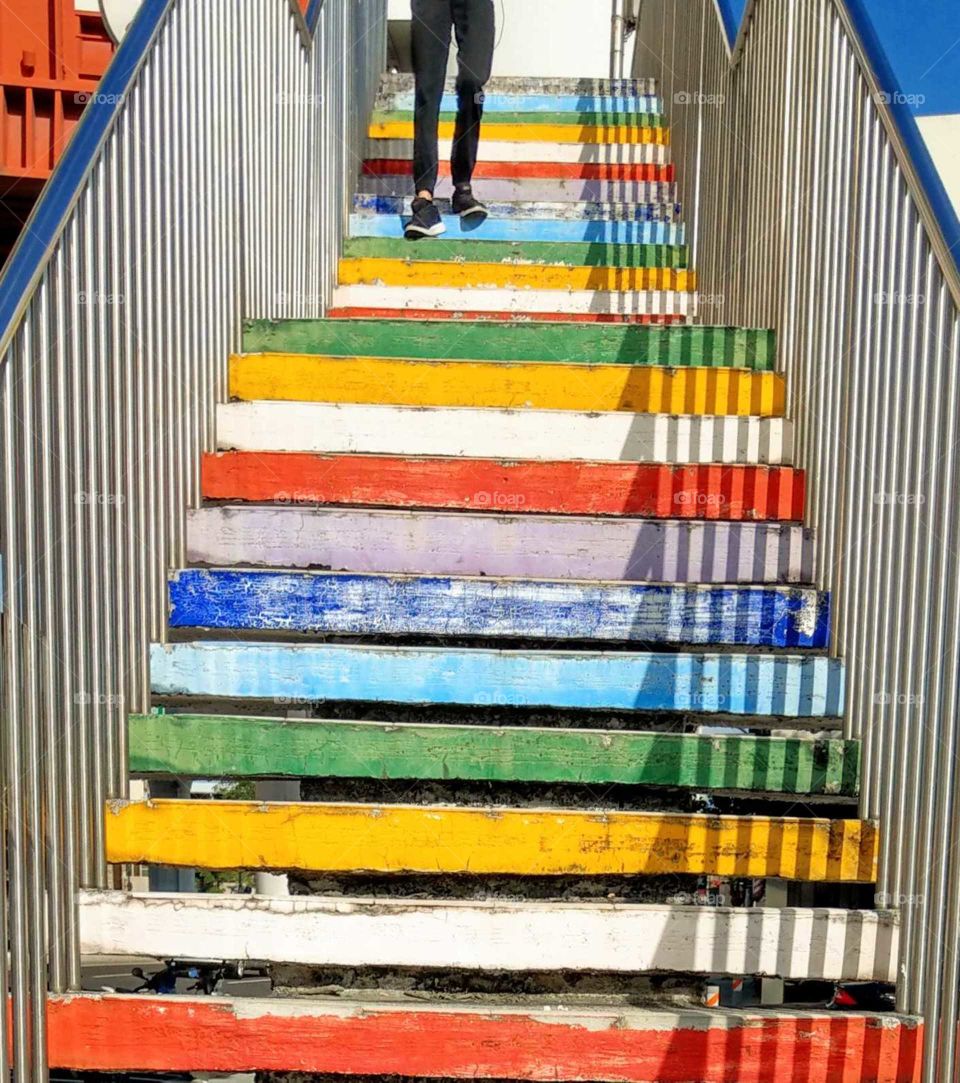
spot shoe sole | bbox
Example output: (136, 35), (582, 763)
(458, 206), (488, 219)
(404, 222), (447, 238)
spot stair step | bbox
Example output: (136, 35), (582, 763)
(106, 798), (872, 879)
(128, 714), (859, 795)
(168, 570), (829, 647)
(364, 158), (676, 182)
(201, 454), (806, 520)
(357, 173), (678, 204)
(150, 642), (843, 717)
(328, 284), (696, 318)
(365, 138), (671, 165)
(216, 403), (793, 464)
(242, 318), (776, 368)
(354, 192), (683, 222)
(368, 119), (669, 145)
(372, 109), (666, 128)
(338, 256), (695, 290)
(377, 91), (663, 114)
(187, 507), (815, 583)
(50, 993), (923, 1081)
(379, 74), (661, 97)
(349, 211), (684, 245)
(327, 308), (689, 325)
(342, 235), (689, 267)
(80, 891), (894, 982)
(230, 358), (782, 415)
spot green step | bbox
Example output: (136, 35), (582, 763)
(341, 236), (691, 269)
(243, 319), (778, 369)
(129, 714), (860, 796)
(372, 110), (665, 128)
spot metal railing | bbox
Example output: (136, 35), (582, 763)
(0, 0), (386, 1076)
(635, 1), (960, 1077)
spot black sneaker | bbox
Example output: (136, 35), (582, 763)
(404, 196), (446, 239)
(452, 185), (488, 220)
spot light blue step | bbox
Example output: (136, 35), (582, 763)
(353, 193), (683, 223)
(348, 212), (685, 246)
(168, 569), (831, 649)
(151, 642), (845, 717)
(385, 92), (664, 114)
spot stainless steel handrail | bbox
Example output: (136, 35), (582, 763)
(635, 3), (959, 1078)
(0, 0), (387, 1077)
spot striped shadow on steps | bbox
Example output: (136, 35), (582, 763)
(104, 799), (874, 880)
(42, 994), (924, 1081)
(127, 714), (860, 795)
(79, 892), (895, 983)
(215, 403), (793, 464)
(354, 193), (682, 222)
(167, 570), (830, 648)
(378, 91), (664, 113)
(149, 643), (844, 717)
(187, 508), (816, 583)
(342, 235), (689, 266)
(328, 284), (696, 317)
(336, 255), (694, 290)
(241, 318), (776, 368)
(371, 109), (667, 128)
(348, 212), (684, 245)
(355, 175), (679, 204)
(201, 454), (807, 519)
(364, 138), (671, 164)
(367, 120), (670, 145)
(228, 357), (784, 416)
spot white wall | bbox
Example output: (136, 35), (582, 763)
(388, 0), (619, 80)
(917, 114), (960, 221)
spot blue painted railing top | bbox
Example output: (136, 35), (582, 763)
(713, 0), (960, 280)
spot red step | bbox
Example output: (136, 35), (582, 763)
(362, 158), (676, 182)
(202, 453), (806, 520)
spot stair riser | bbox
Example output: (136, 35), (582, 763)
(326, 308), (690, 325)
(328, 285), (696, 317)
(187, 508), (815, 584)
(378, 92), (663, 113)
(47, 995), (924, 1081)
(369, 121), (669, 145)
(229, 357), (782, 415)
(349, 213), (684, 244)
(80, 892), (896, 982)
(242, 319), (776, 368)
(168, 570), (830, 648)
(201, 454), (806, 520)
(150, 643), (844, 717)
(354, 193), (683, 222)
(357, 174), (678, 203)
(372, 111), (666, 129)
(337, 258), (695, 290)
(107, 799), (872, 879)
(365, 139), (671, 164)
(380, 75), (660, 96)
(128, 714), (860, 794)
(216, 404), (793, 464)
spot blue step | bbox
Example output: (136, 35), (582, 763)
(353, 193), (683, 223)
(384, 92), (664, 114)
(151, 642), (845, 717)
(168, 569), (831, 649)
(348, 212), (685, 245)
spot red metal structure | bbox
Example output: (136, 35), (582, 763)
(1, 0), (114, 264)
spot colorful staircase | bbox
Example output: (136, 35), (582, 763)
(86, 74), (921, 1082)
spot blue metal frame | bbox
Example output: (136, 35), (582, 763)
(711, 0), (960, 285)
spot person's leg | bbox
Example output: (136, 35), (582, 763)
(411, 0), (453, 197)
(450, 0), (495, 189)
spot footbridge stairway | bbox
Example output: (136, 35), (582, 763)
(80, 74), (923, 1081)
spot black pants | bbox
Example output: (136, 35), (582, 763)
(411, 0), (495, 195)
